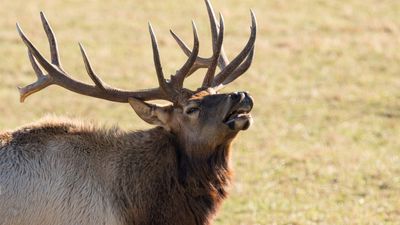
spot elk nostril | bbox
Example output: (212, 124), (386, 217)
(230, 93), (240, 101)
(230, 92), (246, 103)
(241, 92), (254, 110)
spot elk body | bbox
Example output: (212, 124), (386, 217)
(0, 1), (257, 224)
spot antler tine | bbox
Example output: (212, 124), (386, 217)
(28, 49), (45, 79)
(16, 23), (63, 78)
(212, 10), (257, 87)
(40, 12), (61, 67)
(18, 50), (52, 102)
(172, 21), (199, 88)
(205, 0), (218, 52)
(169, 0), (229, 77)
(78, 43), (107, 90)
(16, 22), (63, 102)
(221, 46), (254, 86)
(148, 23), (174, 97)
(202, 13), (224, 88)
(205, 0), (228, 69)
(169, 31), (205, 64)
(170, 31), (211, 79)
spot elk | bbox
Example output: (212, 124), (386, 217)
(0, 0), (256, 224)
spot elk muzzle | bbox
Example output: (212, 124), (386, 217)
(224, 92), (253, 131)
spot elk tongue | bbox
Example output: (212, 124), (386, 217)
(224, 112), (239, 124)
(225, 113), (249, 130)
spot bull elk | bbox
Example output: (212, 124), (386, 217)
(0, 0), (257, 224)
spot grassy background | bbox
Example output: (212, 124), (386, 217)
(1, 0), (400, 224)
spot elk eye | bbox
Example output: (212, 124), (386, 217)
(185, 107), (199, 115)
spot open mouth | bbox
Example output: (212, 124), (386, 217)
(223, 92), (253, 130)
(223, 108), (252, 124)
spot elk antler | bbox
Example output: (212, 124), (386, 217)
(16, 12), (190, 104)
(17, 0), (256, 104)
(170, 0), (257, 90)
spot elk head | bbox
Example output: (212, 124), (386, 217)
(16, 0), (257, 157)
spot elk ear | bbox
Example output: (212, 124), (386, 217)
(128, 98), (172, 130)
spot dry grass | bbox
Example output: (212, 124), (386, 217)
(1, 0), (400, 224)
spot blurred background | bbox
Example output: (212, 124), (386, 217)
(1, 0), (399, 224)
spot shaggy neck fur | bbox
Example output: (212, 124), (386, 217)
(175, 139), (233, 225)
(116, 127), (234, 225)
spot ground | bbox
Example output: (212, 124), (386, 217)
(0, 0), (399, 224)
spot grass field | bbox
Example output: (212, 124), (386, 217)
(1, 0), (400, 224)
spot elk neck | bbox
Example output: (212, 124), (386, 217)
(114, 126), (235, 224)
(173, 130), (234, 209)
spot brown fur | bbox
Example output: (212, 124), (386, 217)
(0, 117), (234, 225)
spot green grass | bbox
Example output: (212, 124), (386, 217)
(1, 0), (400, 224)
